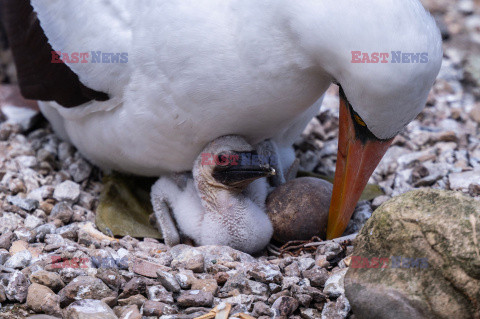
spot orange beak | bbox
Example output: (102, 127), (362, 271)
(326, 94), (394, 239)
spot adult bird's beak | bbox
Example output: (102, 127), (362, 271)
(326, 93), (394, 239)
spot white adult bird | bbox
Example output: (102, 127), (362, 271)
(3, 0), (442, 239)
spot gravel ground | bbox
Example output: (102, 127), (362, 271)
(0, 1), (479, 318)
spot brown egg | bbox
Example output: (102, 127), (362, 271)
(266, 177), (333, 243)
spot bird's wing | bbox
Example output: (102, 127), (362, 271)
(1, 0), (133, 108)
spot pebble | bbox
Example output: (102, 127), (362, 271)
(64, 299), (118, 319)
(272, 296), (300, 318)
(68, 159), (92, 183)
(302, 266), (330, 287)
(321, 295), (351, 319)
(323, 269), (348, 298)
(449, 171), (480, 192)
(118, 277), (148, 299)
(58, 275), (117, 307)
(114, 305), (142, 319)
(147, 285), (174, 304)
(4, 249), (32, 269)
(7, 195), (39, 211)
(53, 180), (81, 203)
(49, 201), (74, 224)
(142, 300), (178, 316)
(24, 214), (44, 229)
(26, 283), (62, 317)
(176, 290), (214, 308)
(157, 269), (181, 293)
(170, 245), (205, 273)
(5, 270), (30, 303)
(29, 270), (65, 292)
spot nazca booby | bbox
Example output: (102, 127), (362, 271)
(151, 136), (280, 254)
(2, 0), (442, 240)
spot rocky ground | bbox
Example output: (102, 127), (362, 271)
(0, 1), (479, 318)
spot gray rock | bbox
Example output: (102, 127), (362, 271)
(176, 290), (214, 308)
(5, 270), (30, 303)
(301, 308), (322, 319)
(298, 257), (316, 272)
(0, 285), (5, 303)
(142, 300), (178, 316)
(58, 142), (75, 161)
(175, 269), (196, 290)
(302, 266), (329, 287)
(321, 295), (351, 319)
(53, 181), (81, 203)
(316, 242), (344, 262)
(0, 212), (23, 234)
(345, 189), (480, 319)
(170, 245), (205, 273)
(272, 296), (299, 318)
(14, 227), (35, 243)
(147, 285), (174, 304)
(0, 231), (14, 249)
(247, 263), (283, 284)
(0, 249), (9, 265)
(24, 214), (44, 229)
(284, 261), (301, 277)
(323, 269), (347, 298)
(4, 249), (32, 269)
(68, 159), (92, 183)
(7, 195), (39, 212)
(64, 299), (118, 319)
(253, 301), (273, 317)
(118, 277), (148, 299)
(157, 270), (181, 293)
(96, 268), (125, 292)
(16, 155), (38, 168)
(34, 223), (57, 242)
(58, 275), (117, 307)
(56, 223), (79, 240)
(49, 202), (74, 224)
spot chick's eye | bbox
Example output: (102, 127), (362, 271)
(215, 153), (231, 166)
(354, 114), (367, 127)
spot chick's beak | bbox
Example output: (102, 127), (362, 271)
(212, 151), (276, 188)
(326, 95), (394, 239)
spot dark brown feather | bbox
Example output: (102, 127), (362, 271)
(1, 0), (109, 108)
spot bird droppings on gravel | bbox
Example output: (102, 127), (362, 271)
(1, 1), (480, 318)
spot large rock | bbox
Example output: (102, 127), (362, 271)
(345, 189), (480, 319)
(58, 275), (117, 307)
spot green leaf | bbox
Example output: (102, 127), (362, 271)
(95, 173), (163, 239)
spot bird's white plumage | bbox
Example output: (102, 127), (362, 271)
(32, 0), (441, 175)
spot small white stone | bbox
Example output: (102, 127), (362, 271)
(54, 181), (81, 203)
(5, 250), (32, 269)
(323, 268), (348, 298)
